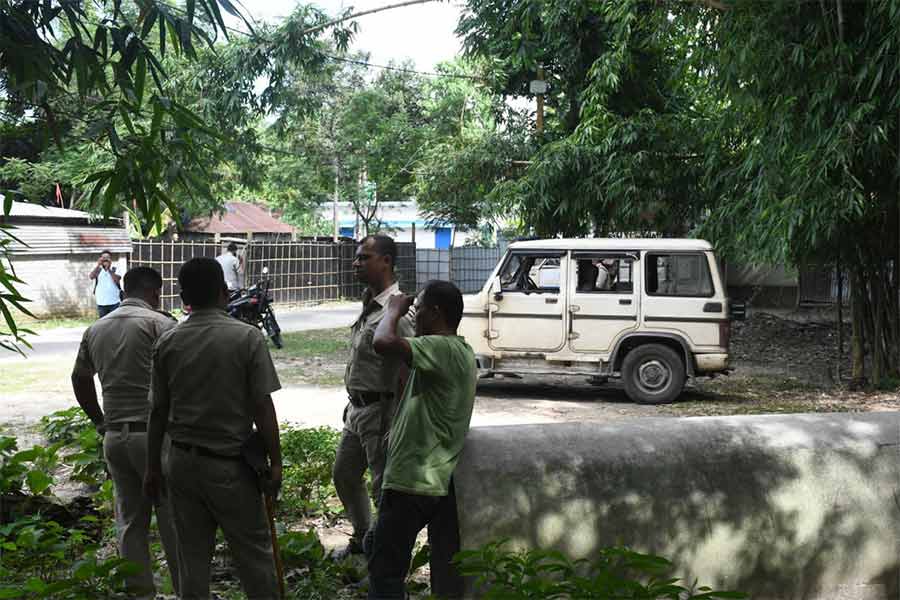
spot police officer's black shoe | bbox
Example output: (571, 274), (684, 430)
(332, 536), (365, 561)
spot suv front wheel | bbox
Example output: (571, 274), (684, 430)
(622, 343), (685, 404)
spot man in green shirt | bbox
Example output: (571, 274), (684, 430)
(369, 280), (476, 599)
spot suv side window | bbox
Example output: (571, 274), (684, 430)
(499, 254), (561, 293)
(573, 255), (635, 293)
(646, 253), (714, 297)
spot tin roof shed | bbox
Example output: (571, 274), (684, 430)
(185, 201), (294, 234)
(1, 201), (132, 255)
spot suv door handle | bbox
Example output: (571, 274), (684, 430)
(619, 299), (632, 305)
(545, 297), (558, 304)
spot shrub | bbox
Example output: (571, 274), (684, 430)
(0, 515), (139, 599)
(279, 426), (341, 517)
(455, 540), (747, 599)
(40, 408), (93, 446)
(279, 529), (343, 599)
(1, 436), (61, 497)
(39, 408), (106, 489)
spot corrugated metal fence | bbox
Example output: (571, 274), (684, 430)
(797, 264), (852, 306)
(131, 239), (417, 313)
(416, 247), (502, 293)
(450, 247), (503, 293)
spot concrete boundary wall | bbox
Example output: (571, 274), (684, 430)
(454, 413), (900, 599)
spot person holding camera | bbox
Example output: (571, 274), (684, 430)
(89, 250), (122, 317)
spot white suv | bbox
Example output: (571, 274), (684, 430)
(459, 238), (736, 404)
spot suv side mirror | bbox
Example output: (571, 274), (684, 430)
(489, 276), (503, 301)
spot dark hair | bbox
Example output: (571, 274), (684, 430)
(178, 257), (225, 308)
(421, 280), (464, 330)
(124, 267), (163, 296)
(100, 250), (112, 256)
(227, 242), (238, 253)
(577, 260), (598, 288)
(361, 234), (397, 269)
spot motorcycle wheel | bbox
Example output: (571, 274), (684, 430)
(264, 312), (283, 349)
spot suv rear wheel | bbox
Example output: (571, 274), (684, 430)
(622, 343), (685, 404)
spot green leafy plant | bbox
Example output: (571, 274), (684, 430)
(405, 543), (431, 594)
(0, 515), (139, 598)
(39, 408), (106, 488)
(40, 408), (93, 445)
(279, 529), (344, 599)
(66, 427), (106, 488)
(455, 540), (747, 599)
(279, 426), (342, 517)
(0, 436), (61, 496)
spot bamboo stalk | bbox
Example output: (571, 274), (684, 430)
(836, 257), (843, 381)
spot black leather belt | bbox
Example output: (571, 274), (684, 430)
(105, 421), (147, 432)
(171, 440), (242, 461)
(348, 390), (385, 408)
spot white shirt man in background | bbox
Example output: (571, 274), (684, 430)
(216, 242), (243, 292)
(90, 250), (122, 318)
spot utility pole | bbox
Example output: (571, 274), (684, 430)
(333, 156), (340, 242)
(531, 67), (547, 134)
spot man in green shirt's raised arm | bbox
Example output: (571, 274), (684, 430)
(369, 280), (476, 599)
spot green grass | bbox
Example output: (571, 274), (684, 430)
(271, 328), (348, 359)
(0, 358), (74, 395)
(271, 329), (349, 387)
(0, 329), (351, 396)
(15, 316), (95, 332)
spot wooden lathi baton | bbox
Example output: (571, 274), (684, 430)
(242, 431), (286, 599)
(265, 492), (286, 600)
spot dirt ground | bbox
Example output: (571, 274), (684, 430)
(4, 311), (899, 435)
(269, 310), (900, 430)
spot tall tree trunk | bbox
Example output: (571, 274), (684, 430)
(896, 109), (900, 374)
(895, 207), (900, 373)
(850, 268), (866, 388)
(836, 257), (843, 381)
(872, 266), (883, 387)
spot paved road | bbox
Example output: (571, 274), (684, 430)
(0, 303), (359, 362)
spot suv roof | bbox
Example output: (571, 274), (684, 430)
(508, 238), (714, 252)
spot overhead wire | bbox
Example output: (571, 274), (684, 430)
(4, 3), (487, 181)
(157, 1), (486, 82)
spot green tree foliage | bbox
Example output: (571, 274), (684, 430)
(685, 0), (900, 383)
(409, 59), (530, 231)
(447, 0), (712, 237)
(261, 58), (462, 235)
(0, 0), (354, 349)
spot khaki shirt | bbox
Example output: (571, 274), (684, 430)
(151, 308), (281, 455)
(72, 298), (177, 424)
(344, 282), (415, 393)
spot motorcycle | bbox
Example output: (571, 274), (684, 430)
(226, 267), (283, 349)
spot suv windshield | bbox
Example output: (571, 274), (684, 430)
(499, 254), (561, 293)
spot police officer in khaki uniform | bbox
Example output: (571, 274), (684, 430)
(334, 234), (414, 558)
(144, 257), (282, 600)
(71, 266), (180, 599)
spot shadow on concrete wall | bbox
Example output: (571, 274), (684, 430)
(35, 256), (98, 317)
(455, 414), (900, 599)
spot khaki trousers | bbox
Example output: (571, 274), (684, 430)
(103, 428), (180, 596)
(166, 445), (278, 600)
(333, 400), (392, 541)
